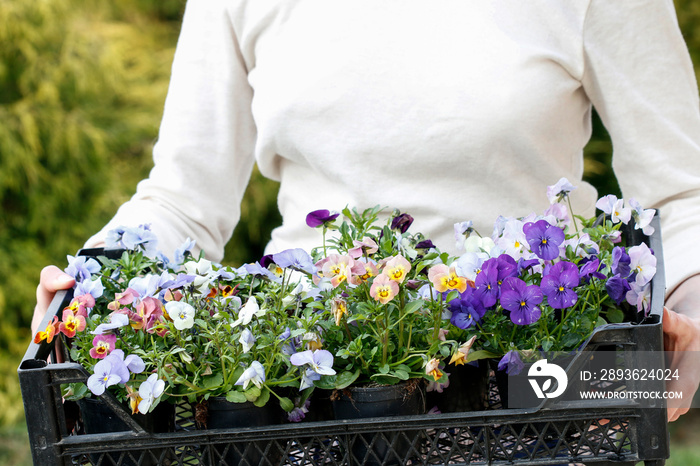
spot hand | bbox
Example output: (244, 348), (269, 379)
(32, 265), (75, 334)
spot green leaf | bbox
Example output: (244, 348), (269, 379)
(393, 369), (410, 380)
(370, 374), (401, 385)
(253, 388), (271, 407)
(202, 373), (223, 390)
(244, 386), (261, 402)
(607, 308), (625, 323)
(335, 369), (360, 389)
(313, 375), (337, 390)
(467, 350), (500, 362)
(278, 396), (294, 412)
(225, 390), (248, 403)
(378, 364), (390, 374)
(402, 300), (423, 315)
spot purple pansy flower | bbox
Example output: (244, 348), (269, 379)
(606, 274), (631, 305)
(541, 261), (579, 309)
(523, 220), (565, 261)
(498, 350), (525, 376)
(391, 213), (414, 233)
(499, 277), (543, 325)
(579, 257), (606, 283)
(272, 248), (317, 275)
(305, 209), (339, 228)
(611, 247), (631, 279)
(474, 259), (501, 307)
(449, 289), (487, 329)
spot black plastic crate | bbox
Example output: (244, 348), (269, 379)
(19, 217), (669, 465)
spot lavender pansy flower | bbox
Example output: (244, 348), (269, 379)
(138, 374), (165, 414)
(626, 282), (652, 315)
(91, 313), (129, 335)
(454, 221), (474, 250)
(87, 359), (123, 395)
(305, 209), (339, 228)
(628, 243), (656, 286)
(239, 328), (256, 353)
(629, 198), (655, 236)
(595, 195), (631, 224)
(173, 237), (196, 265)
(546, 177), (577, 204)
(65, 255), (101, 282)
(541, 261), (579, 309)
(74, 277), (105, 301)
(499, 277), (543, 325)
(498, 350), (525, 376)
(234, 361), (266, 390)
(290, 349), (337, 377)
(272, 248), (317, 275)
(523, 220), (565, 261)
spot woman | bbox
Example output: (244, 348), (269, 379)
(35, 0), (700, 421)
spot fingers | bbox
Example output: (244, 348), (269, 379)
(663, 307), (700, 421)
(32, 266), (75, 334)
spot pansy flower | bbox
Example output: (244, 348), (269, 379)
(382, 254), (411, 284)
(449, 335), (478, 366)
(498, 350), (524, 376)
(305, 209), (339, 228)
(628, 243), (656, 287)
(348, 237), (379, 259)
(499, 277), (543, 325)
(165, 301), (195, 330)
(596, 195), (631, 224)
(65, 255), (101, 282)
(629, 198), (655, 236)
(425, 358), (443, 382)
(272, 248), (317, 275)
(138, 374), (165, 415)
(34, 316), (59, 344)
(234, 361), (266, 390)
(58, 309), (86, 338)
(546, 177), (576, 204)
(449, 289), (486, 329)
(390, 213), (414, 233)
(370, 273), (399, 304)
(541, 261), (579, 309)
(90, 334), (117, 359)
(523, 220), (565, 261)
(428, 264), (470, 293)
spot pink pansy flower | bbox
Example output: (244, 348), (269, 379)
(108, 288), (138, 311)
(370, 274), (399, 304)
(90, 334), (117, 359)
(66, 294), (95, 318)
(428, 264), (470, 293)
(382, 255), (411, 284)
(348, 237), (379, 259)
(59, 309), (86, 338)
(321, 254), (364, 288)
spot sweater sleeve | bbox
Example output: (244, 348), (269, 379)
(85, 1), (257, 262)
(581, 0), (700, 293)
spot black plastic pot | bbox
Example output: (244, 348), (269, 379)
(78, 397), (175, 465)
(426, 360), (489, 413)
(196, 397), (282, 466)
(332, 380), (425, 466)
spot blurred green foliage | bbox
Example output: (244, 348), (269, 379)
(0, 0), (697, 437)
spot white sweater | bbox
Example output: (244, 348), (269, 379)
(87, 0), (700, 292)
